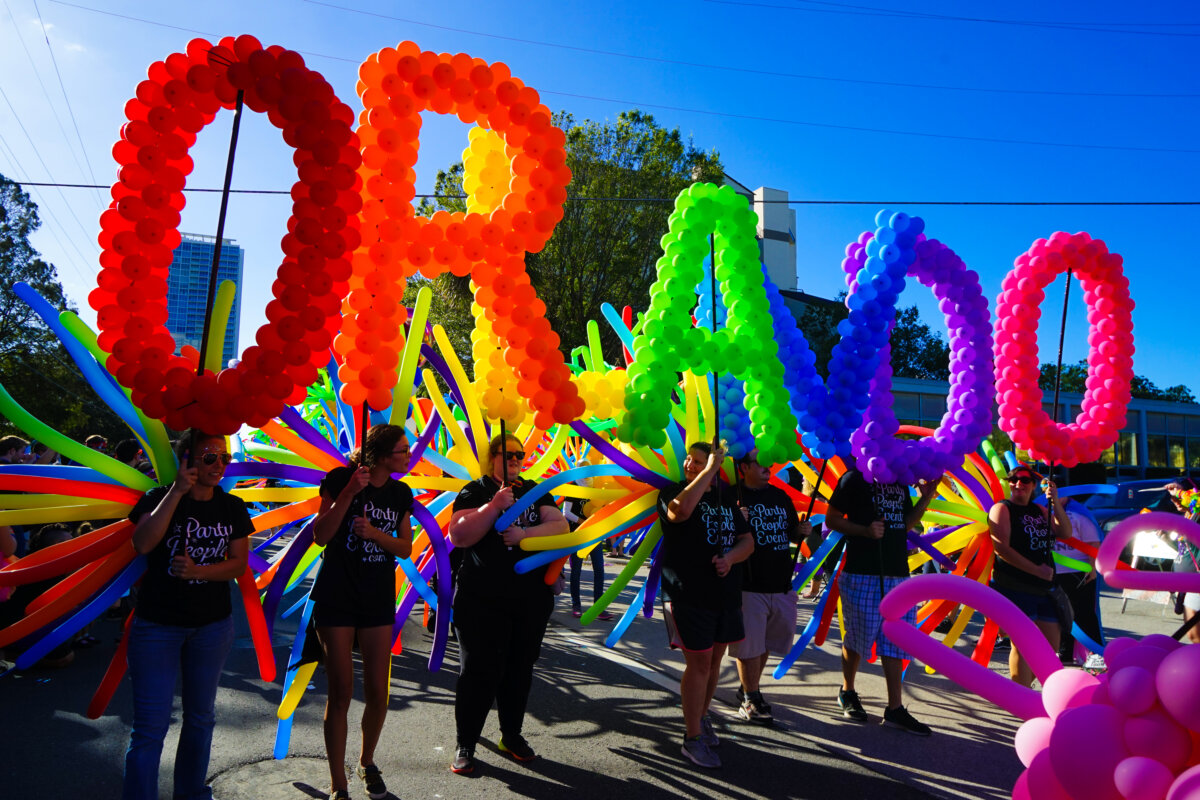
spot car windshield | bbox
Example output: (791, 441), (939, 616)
(1084, 483), (1169, 511)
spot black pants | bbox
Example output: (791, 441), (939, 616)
(569, 548), (605, 608)
(453, 587), (554, 749)
(1055, 572), (1100, 660)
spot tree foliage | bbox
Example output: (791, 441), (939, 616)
(418, 110), (723, 374)
(796, 292), (951, 381)
(0, 174), (126, 441)
(1039, 359), (1196, 404)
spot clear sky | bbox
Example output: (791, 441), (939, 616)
(2, 1), (1198, 398)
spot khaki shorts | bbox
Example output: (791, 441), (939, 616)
(727, 591), (797, 659)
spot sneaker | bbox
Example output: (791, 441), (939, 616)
(738, 690), (773, 722)
(356, 764), (386, 800)
(450, 746), (475, 774)
(681, 736), (721, 769)
(735, 687), (745, 706)
(882, 705), (932, 736)
(699, 714), (720, 747)
(572, 608), (582, 618)
(838, 689), (868, 722)
(498, 734), (537, 762)
(597, 611), (614, 621)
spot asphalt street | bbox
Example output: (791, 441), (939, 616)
(1, 567), (1182, 800)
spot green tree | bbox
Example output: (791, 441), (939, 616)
(418, 110), (723, 373)
(0, 174), (125, 441)
(796, 292), (950, 381)
(1039, 359), (1196, 403)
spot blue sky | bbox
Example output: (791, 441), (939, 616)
(2, 0), (1198, 398)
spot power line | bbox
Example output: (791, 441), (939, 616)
(30, 0), (105, 209)
(11, 182), (1200, 206)
(705, 0), (1200, 38)
(49, 0), (1198, 99)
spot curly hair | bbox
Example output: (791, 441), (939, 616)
(350, 424), (409, 470)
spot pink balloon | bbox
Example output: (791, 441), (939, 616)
(1114, 756), (1174, 800)
(1108, 642), (1169, 674)
(1027, 749), (1072, 800)
(1050, 704), (1129, 800)
(1141, 633), (1184, 653)
(1167, 765), (1200, 800)
(1125, 708), (1193, 773)
(1100, 514), (1200, 593)
(1105, 637), (1138, 663)
(1109, 666), (1158, 717)
(1042, 669), (1101, 720)
(880, 574), (1055, 720)
(1016, 717), (1055, 768)
(1156, 646), (1200, 732)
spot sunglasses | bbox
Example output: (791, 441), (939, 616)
(198, 452), (232, 466)
(497, 451), (524, 461)
(1007, 476), (1034, 486)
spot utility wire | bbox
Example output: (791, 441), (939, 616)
(49, 0), (1198, 99)
(10, 181), (1200, 206)
(30, 0), (105, 209)
(705, 0), (1200, 38)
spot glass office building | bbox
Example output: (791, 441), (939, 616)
(167, 234), (244, 368)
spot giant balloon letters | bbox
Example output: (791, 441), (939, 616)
(92, 35), (1136, 470)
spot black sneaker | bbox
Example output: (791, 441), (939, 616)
(498, 734), (537, 762)
(450, 746), (475, 774)
(882, 705), (932, 736)
(737, 690), (772, 722)
(356, 764), (386, 799)
(838, 689), (868, 722)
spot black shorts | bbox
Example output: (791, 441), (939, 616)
(991, 582), (1058, 624)
(312, 601), (394, 630)
(663, 601), (744, 652)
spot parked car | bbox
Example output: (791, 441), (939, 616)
(1080, 479), (1180, 568)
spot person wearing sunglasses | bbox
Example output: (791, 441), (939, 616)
(447, 432), (569, 774)
(124, 430), (252, 800)
(311, 424), (414, 800)
(987, 465), (1072, 686)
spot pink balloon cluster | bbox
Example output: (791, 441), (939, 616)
(994, 231), (1135, 467)
(1012, 637), (1200, 800)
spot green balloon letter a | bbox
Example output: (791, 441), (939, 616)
(615, 182), (801, 465)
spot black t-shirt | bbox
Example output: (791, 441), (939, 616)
(740, 484), (801, 594)
(452, 476), (558, 600)
(992, 499), (1054, 593)
(129, 486), (254, 627)
(311, 466), (414, 615)
(828, 470), (913, 577)
(656, 481), (752, 610)
(1175, 537), (1199, 574)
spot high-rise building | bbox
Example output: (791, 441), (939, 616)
(166, 233), (244, 367)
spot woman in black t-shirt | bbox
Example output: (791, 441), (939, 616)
(124, 430), (253, 800)
(311, 424), (413, 800)
(987, 465), (1071, 687)
(446, 432), (568, 774)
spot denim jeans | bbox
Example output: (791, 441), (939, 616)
(569, 548), (605, 608)
(123, 615), (234, 800)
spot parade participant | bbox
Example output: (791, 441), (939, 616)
(311, 424), (414, 800)
(728, 449), (808, 722)
(657, 438), (754, 769)
(1053, 501), (1102, 663)
(123, 432), (252, 800)
(565, 476), (610, 620)
(987, 465), (1071, 687)
(448, 433), (569, 774)
(825, 466), (939, 735)
(1161, 479), (1200, 643)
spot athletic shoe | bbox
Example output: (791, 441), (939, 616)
(356, 764), (387, 800)
(572, 608), (583, 618)
(699, 714), (720, 747)
(498, 734), (537, 762)
(738, 690), (773, 722)
(681, 736), (721, 769)
(450, 746), (475, 774)
(882, 705), (932, 736)
(838, 689), (868, 722)
(597, 611), (614, 621)
(735, 687), (745, 706)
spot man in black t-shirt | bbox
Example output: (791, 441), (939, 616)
(825, 467), (939, 736)
(657, 438), (753, 770)
(727, 449), (808, 723)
